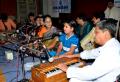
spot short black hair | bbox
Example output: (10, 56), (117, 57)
(93, 12), (105, 20)
(28, 12), (34, 17)
(34, 16), (41, 21)
(64, 19), (77, 33)
(43, 15), (52, 22)
(96, 18), (118, 37)
(0, 13), (8, 21)
(77, 13), (87, 21)
(108, 0), (114, 3)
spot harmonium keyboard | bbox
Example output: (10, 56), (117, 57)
(31, 57), (85, 82)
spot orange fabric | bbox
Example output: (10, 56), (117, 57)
(0, 20), (5, 31)
(37, 25), (47, 38)
(0, 69), (6, 82)
(0, 18), (16, 32)
(4, 18), (16, 31)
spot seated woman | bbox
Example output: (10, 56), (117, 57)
(49, 19), (79, 57)
(37, 15), (57, 38)
(75, 14), (93, 41)
(37, 15), (59, 50)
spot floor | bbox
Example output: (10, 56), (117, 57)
(0, 43), (40, 82)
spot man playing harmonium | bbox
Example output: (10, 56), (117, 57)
(57, 19), (120, 82)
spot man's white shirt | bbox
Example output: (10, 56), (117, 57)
(67, 38), (120, 82)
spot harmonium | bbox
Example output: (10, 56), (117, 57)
(31, 57), (85, 82)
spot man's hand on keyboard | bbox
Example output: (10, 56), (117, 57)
(57, 63), (68, 72)
(59, 55), (75, 58)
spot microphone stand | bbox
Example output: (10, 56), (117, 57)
(17, 46), (29, 82)
(17, 36), (31, 82)
(38, 40), (50, 62)
(1, 40), (29, 82)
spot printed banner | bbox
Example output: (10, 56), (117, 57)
(43, 0), (71, 17)
(52, 0), (71, 13)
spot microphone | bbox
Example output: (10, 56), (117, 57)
(15, 29), (25, 36)
(40, 32), (62, 42)
(52, 32), (62, 38)
(38, 40), (50, 59)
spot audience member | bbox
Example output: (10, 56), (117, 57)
(80, 12), (105, 50)
(104, 1), (120, 21)
(27, 12), (35, 25)
(92, 12), (105, 25)
(75, 14), (93, 41)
